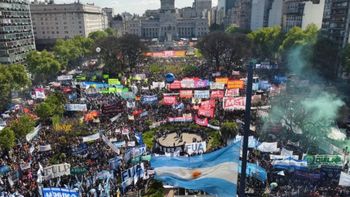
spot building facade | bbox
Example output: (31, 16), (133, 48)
(30, 2), (107, 46)
(102, 7), (114, 28)
(123, 0), (209, 41)
(0, 0), (36, 64)
(322, 0), (350, 48)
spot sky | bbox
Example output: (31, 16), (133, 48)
(50, 0), (218, 15)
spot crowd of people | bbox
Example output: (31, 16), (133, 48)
(0, 58), (350, 197)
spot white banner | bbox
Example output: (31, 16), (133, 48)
(110, 113), (122, 122)
(82, 133), (100, 142)
(102, 135), (120, 154)
(281, 148), (293, 156)
(35, 89), (46, 99)
(57, 75), (73, 81)
(65, 104), (87, 112)
(128, 141), (136, 147)
(39, 145), (52, 152)
(210, 82), (225, 90)
(43, 163), (70, 180)
(194, 90), (210, 99)
(181, 79), (195, 89)
(26, 124), (41, 142)
(185, 142), (207, 155)
(257, 142), (280, 153)
(122, 163), (146, 188)
(339, 172), (350, 186)
(151, 82), (166, 90)
(270, 155), (299, 160)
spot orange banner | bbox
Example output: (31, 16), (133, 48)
(180, 90), (193, 98)
(215, 77), (229, 84)
(227, 80), (244, 89)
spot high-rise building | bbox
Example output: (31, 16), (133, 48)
(0, 0), (36, 64)
(30, 1), (107, 47)
(227, 0), (252, 30)
(268, 0), (283, 27)
(102, 8), (114, 28)
(322, 0), (350, 48)
(282, 0), (325, 32)
(193, 0), (212, 18)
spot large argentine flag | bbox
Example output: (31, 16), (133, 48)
(151, 142), (240, 197)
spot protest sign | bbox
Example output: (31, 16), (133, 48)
(303, 155), (343, 167)
(43, 163), (70, 180)
(198, 108), (214, 118)
(113, 141), (126, 148)
(215, 77), (228, 84)
(163, 96), (177, 105)
(181, 78), (195, 89)
(223, 97), (246, 110)
(339, 172), (350, 186)
(210, 82), (225, 90)
(227, 80), (244, 89)
(141, 95), (158, 105)
(272, 158), (308, 171)
(34, 88), (46, 99)
(43, 188), (78, 197)
(70, 167), (87, 175)
(110, 113), (122, 122)
(57, 75), (73, 81)
(39, 145), (52, 152)
(26, 124), (41, 142)
(151, 82), (166, 89)
(180, 90), (193, 98)
(185, 142), (207, 155)
(195, 116), (208, 127)
(211, 90), (224, 99)
(168, 115), (193, 123)
(128, 141), (136, 147)
(257, 142), (280, 153)
(102, 135), (120, 154)
(122, 163), (146, 188)
(168, 80), (181, 89)
(194, 90), (210, 99)
(194, 79), (209, 88)
(225, 89), (240, 97)
(82, 133), (100, 142)
(270, 155), (299, 160)
(65, 104), (87, 112)
(119, 92), (135, 99)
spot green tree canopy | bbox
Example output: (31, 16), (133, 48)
(26, 50), (61, 83)
(220, 121), (239, 144)
(248, 26), (284, 60)
(35, 102), (54, 121)
(0, 128), (16, 150)
(35, 92), (66, 122)
(280, 24), (318, 52)
(88, 30), (108, 41)
(9, 114), (35, 139)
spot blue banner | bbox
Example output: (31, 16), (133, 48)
(43, 188), (79, 197)
(239, 162), (267, 182)
(141, 95), (158, 105)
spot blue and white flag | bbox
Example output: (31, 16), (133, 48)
(135, 132), (144, 145)
(272, 157), (308, 171)
(151, 142), (240, 197)
(42, 188), (78, 197)
(238, 162), (267, 182)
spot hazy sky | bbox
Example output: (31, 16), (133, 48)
(51, 0), (218, 15)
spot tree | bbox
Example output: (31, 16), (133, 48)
(280, 24), (318, 53)
(0, 64), (31, 111)
(88, 30), (108, 41)
(35, 92), (66, 122)
(53, 36), (93, 67)
(9, 115), (35, 139)
(35, 102), (54, 121)
(26, 50), (61, 83)
(248, 26), (284, 61)
(0, 128), (16, 150)
(226, 24), (250, 34)
(209, 23), (224, 32)
(220, 121), (239, 144)
(197, 32), (252, 70)
(97, 34), (146, 73)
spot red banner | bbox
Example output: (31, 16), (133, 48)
(223, 97), (246, 110)
(200, 100), (216, 110)
(227, 80), (244, 89)
(211, 90), (224, 99)
(163, 96), (177, 105)
(198, 108), (214, 118)
(195, 116), (208, 127)
(168, 80), (181, 90)
(180, 90), (193, 98)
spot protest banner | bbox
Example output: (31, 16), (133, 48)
(223, 97), (246, 110)
(194, 79), (209, 88)
(195, 116), (208, 127)
(303, 155), (343, 167)
(128, 141), (136, 147)
(168, 115), (193, 123)
(122, 128), (130, 135)
(194, 90), (210, 99)
(270, 155), (299, 160)
(43, 163), (70, 180)
(43, 188), (78, 197)
(20, 162), (31, 170)
(179, 90), (193, 98)
(96, 170), (113, 180)
(26, 124), (41, 142)
(227, 80), (244, 89)
(210, 90), (225, 99)
(151, 82), (166, 89)
(215, 77), (229, 84)
(281, 148), (293, 156)
(257, 142), (280, 153)
(34, 88), (46, 99)
(294, 171), (320, 180)
(168, 80), (181, 90)
(65, 104), (87, 112)
(141, 95), (158, 105)
(102, 135), (120, 154)
(339, 172), (350, 186)
(110, 113), (122, 122)
(272, 158), (308, 171)
(108, 78), (120, 85)
(225, 89), (240, 97)
(113, 141), (126, 148)
(198, 108), (214, 118)
(210, 82), (225, 90)
(233, 135), (260, 149)
(82, 133), (100, 142)
(122, 163), (146, 188)
(200, 100), (215, 109)
(39, 145), (52, 152)
(57, 75), (73, 81)
(181, 78), (195, 89)
(71, 143), (88, 156)
(119, 92), (135, 99)
(70, 167), (87, 175)
(207, 124), (220, 130)
(185, 142), (207, 155)
(163, 96), (177, 105)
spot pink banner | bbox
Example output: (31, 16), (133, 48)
(200, 100), (215, 110)
(195, 116), (208, 127)
(223, 97), (246, 110)
(225, 89), (240, 97)
(211, 90), (225, 99)
(168, 80), (181, 90)
(163, 96), (177, 105)
(198, 108), (214, 118)
(179, 90), (193, 98)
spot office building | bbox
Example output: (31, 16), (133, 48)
(30, 1), (108, 47)
(0, 0), (36, 64)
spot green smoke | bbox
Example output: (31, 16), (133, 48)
(264, 46), (345, 153)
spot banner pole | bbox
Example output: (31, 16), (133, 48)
(239, 60), (255, 197)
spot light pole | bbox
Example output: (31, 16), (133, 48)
(239, 60), (255, 197)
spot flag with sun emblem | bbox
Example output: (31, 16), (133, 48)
(151, 142), (240, 197)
